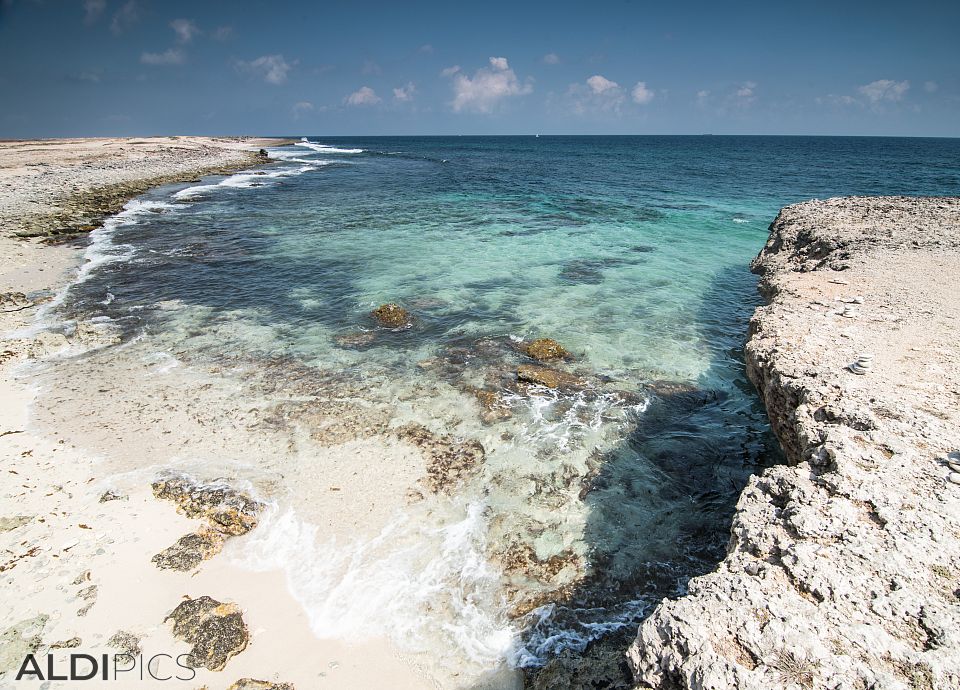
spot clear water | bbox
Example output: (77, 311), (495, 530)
(51, 136), (960, 683)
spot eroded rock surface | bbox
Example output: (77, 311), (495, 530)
(628, 197), (960, 689)
(152, 475), (262, 536)
(524, 338), (571, 362)
(165, 596), (249, 672)
(370, 303), (411, 329)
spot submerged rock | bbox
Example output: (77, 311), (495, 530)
(471, 387), (513, 424)
(370, 303), (411, 328)
(106, 630), (142, 658)
(152, 475), (262, 536)
(228, 680), (295, 690)
(333, 331), (377, 350)
(0, 615), (48, 675)
(152, 527), (226, 571)
(524, 338), (571, 362)
(394, 424), (485, 493)
(165, 596), (249, 672)
(517, 364), (586, 390)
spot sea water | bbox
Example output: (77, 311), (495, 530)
(41, 136), (960, 683)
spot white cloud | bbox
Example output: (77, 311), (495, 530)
(292, 101), (314, 119)
(440, 65), (461, 77)
(83, 0), (105, 25)
(170, 18), (200, 44)
(345, 86), (381, 106)
(449, 57), (532, 113)
(542, 52), (560, 65)
(212, 25), (234, 41)
(631, 81), (654, 104)
(237, 54), (294, 85)
(696, 89), (710, 107)
(735, 81), (757, 99)
(110, 0), (139, 34)
(140, 49), (185, 66)
(587, 74), (619, 95)
(924, 80), (939, 93)
(419, 44), (434, 54)
(858, 79), (909, 103)
(393, 82), (416, 102)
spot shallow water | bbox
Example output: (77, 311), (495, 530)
(43, 136), (960, 684)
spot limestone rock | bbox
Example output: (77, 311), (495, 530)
(395, 423), (485, 493)
(228, 680), (295, 690)
(152, 527), (226, 571)
(370, 303), (411, 328)
(165, 596), (249, 672)
(627, 197), (960, 690)
(517, 364), (585, 390)
(524, 338), (571, 362)
(152, 475), (262, 536)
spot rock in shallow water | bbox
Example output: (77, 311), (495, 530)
(524, 338), (571, 362)
(165, 596), (249, 672)
(152, 475), (262, 536)
(517, 364), (586, 390)
(151, 526), (226, 571)
(370, 303), (411, 328)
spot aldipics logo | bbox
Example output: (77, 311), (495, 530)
(15, 652), (197, 682)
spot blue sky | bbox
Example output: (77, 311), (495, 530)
(1, 0), (958, 137)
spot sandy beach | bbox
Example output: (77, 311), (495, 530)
(0, 138), (447, 690)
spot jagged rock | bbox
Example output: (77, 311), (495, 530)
(152, 475), (262, 536)
(517, 364), (585, 390)
(165, 596), (249, 672)
(524, 338), (571, 362)
(627, 197), (960, 690)
(228, 680), (295, 690)
(394, 423), (485, 493)
(370, 303), (411, 328)
(152, 527), (226, 571)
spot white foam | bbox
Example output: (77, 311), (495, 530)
(296, 141), (363, 154)
(174, 165), (318, 199)
(232, 500), (516, 671)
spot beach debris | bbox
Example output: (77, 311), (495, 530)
(828, 278), (849, 285)
(152, 526), (226, 571)
(77, 584), (98, 617)
(165, 596), (249, 672)
(517, 364), (586, 390)
(107, 630), (142, 658)
(152, 475), (262, 536)
(0, 615), (48, 675)
(49, 637), (82, 649)
(394, 423), (485, 493)
(524, 338), (571, 362)
(98, 489), (127, 503)
(228, 680), (295, 690)
(847, 353), (874, 375)
(839, 306), (858, 318)
(370, 303), (411, 329)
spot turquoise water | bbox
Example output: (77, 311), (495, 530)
(56, 136), (960, 681)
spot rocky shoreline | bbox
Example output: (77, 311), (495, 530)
(628, 197), (960, 689)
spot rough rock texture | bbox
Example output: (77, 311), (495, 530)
(152, 526), (226, 571)
(152, 475), (262, 536)
(227, 680), (295, 690)
(524, 338), (572, 362)
(370, 303), (411, 328)
(166, 596), (249, 672)
(628, 197), (960, 690)
(517, 364), (586, 390)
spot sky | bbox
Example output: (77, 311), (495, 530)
(1, 0), (958, 137)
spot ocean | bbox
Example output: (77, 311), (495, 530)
(38, 135), (960, 684)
